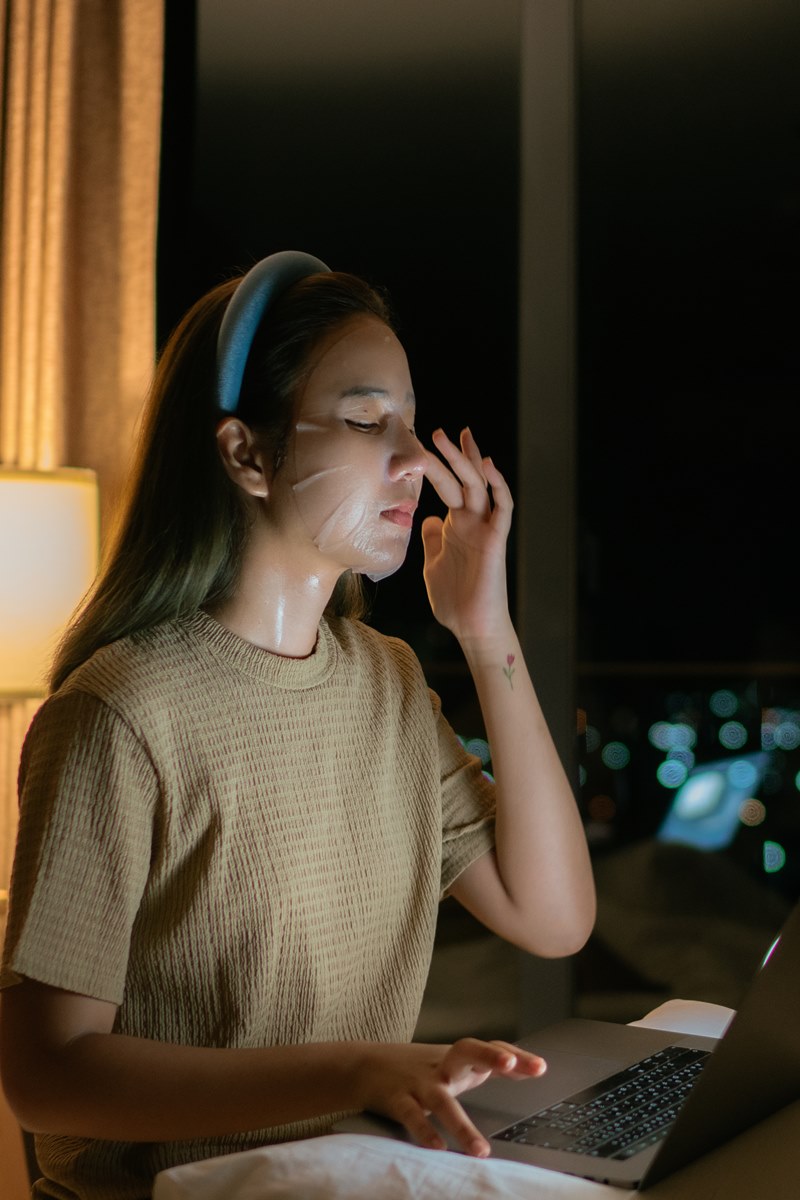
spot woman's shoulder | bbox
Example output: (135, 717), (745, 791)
(326, 615), (425, 678)
(54, 617), (203, 715)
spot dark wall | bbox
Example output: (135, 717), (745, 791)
(159, 0), (800, 672)
(577, 0), (800, 665)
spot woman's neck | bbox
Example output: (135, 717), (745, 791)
(209, 538), (340, 658)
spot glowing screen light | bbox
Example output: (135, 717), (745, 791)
(672, 771), (725, 820)
(719, 721), (747, 750)
(601, 741), (630, 770)
(763, 841), (787, 874)
(657, 760), (689, 789)
(710, 689), (738, 718)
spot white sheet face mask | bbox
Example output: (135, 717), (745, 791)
(283, 317), (425, 581)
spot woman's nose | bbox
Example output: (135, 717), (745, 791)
(389, 424), (427, 481)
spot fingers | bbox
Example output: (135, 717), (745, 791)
(393, 1091), (489, 1158)
(430, 428), (488, 512)
(397, 1040), (545, 1158)
(485, 1040), (547, 1079)
(440, 1036), (517, 1084)
(425, 1089), (491, 1158)
(422, 446), (466, 511)
(420, 514), (444, 562)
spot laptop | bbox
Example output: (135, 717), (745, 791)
(337, 900), (800, 1188)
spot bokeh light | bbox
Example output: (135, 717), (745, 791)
(719, 721), (747, 750)
(710, 689), (738, 718)
(761, 708), (800, 751)
(649, 721), (672, 750)
(739, 798), (766, 827)
(648, 721), (696, 751)
(601, 741), (630, 770)
(666, 747), (695, 770)
(728, 758), (759, 791)
(763, 841), (787, 874)
(585, 725), (602, 753)
(657, 760), (689, 789)
(588, 794), (616, 822)
(465, 737), (491, 766)
(774, 721), (800, 751)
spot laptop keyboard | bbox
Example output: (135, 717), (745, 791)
(493, 1044), (711, 1161)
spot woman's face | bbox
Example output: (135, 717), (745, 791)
(271, 315), (426, 580)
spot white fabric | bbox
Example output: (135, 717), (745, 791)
(153, 1132), (625, 1200)
(629, 997), (734, 1038)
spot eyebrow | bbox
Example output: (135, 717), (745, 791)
(339, 385), (416, 405)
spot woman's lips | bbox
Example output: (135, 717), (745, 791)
(380, 504), (416, 529)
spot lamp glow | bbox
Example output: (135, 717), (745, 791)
(0, 468), (99, 696)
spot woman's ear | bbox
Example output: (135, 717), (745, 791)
(215, 418), (270, 498)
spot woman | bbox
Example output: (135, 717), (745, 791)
(0, 252), (595, 1199)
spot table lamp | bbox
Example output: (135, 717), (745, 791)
(0, 466), (99, 898)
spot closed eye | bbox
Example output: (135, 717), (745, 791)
(345, 420), (380, 432)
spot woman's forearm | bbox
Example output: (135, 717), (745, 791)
(454, 617), (596, 957)
(0, 979), (547, 1156)
(8, 1022), (361, 1140)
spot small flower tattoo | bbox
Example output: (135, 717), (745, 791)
(502, 653), (516, 689)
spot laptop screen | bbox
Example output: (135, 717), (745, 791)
(656, 751), (771, 852)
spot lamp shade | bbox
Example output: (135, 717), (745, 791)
(0, 468), (99, 696)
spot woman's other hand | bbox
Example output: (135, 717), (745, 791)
(421, 428), (513, 643)
(354, 1037), (546, 1157)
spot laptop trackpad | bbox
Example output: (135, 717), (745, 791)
(465, 1045), (624, 1129)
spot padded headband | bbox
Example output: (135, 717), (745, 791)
(216, 250), (331, 414)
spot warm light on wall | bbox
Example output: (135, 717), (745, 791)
(0, 468), (99, 697)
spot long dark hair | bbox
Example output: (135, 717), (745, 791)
(50, 269), (395, 692)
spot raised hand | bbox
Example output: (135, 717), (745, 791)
(421, 428), (514, 643)
(355, 1037), (546, 1157)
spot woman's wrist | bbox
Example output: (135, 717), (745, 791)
(454, 617), (518, 666)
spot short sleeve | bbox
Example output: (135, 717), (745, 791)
(0, 689), (159, 1003)
(431, 690), (496, 896)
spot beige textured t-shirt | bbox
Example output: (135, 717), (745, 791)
(2, 612), (495, 1200)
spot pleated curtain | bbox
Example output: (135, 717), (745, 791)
(0, 0), (164, 893)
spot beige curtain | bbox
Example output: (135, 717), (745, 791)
(0, 0), (164, 893)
